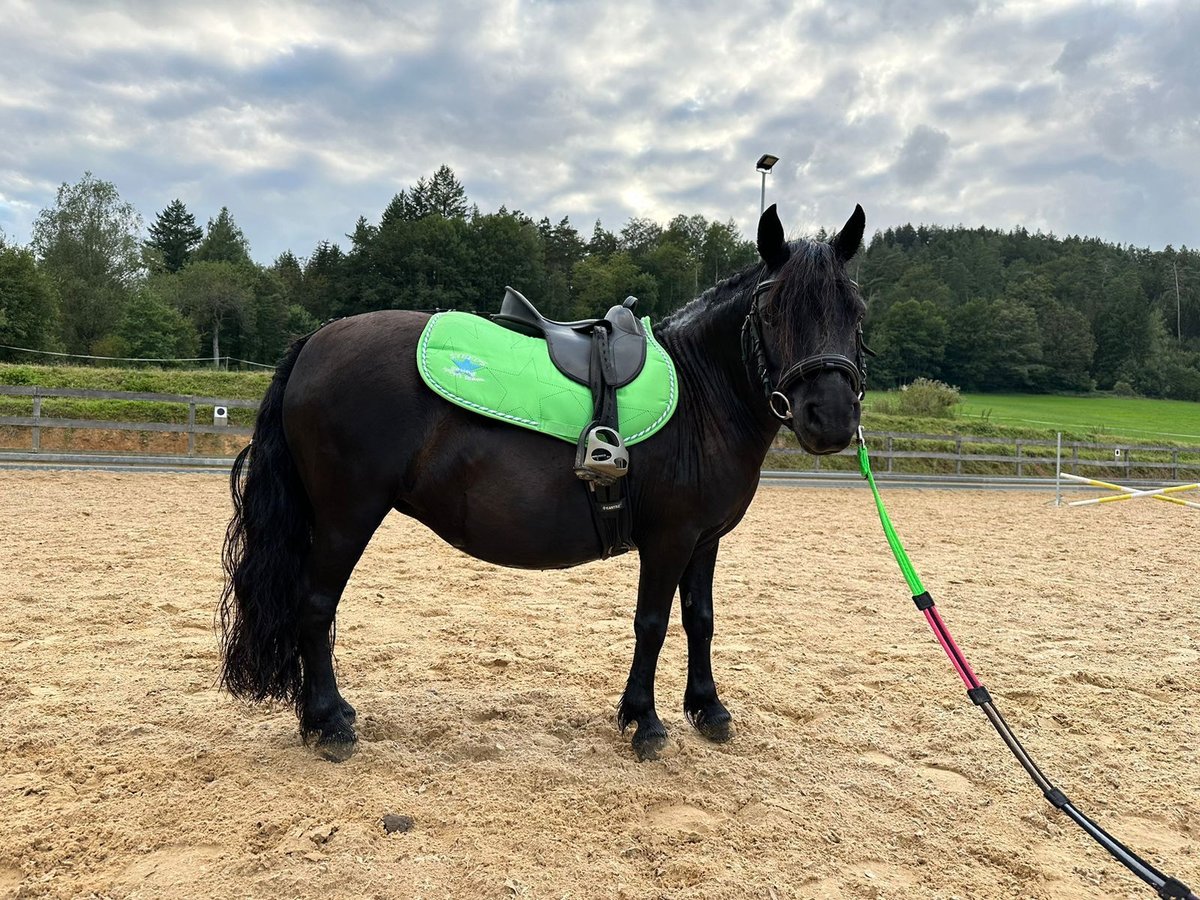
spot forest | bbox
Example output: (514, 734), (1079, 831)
(1, 167), (1198, 401)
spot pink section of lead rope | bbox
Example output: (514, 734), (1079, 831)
(923, 607), (980, 689)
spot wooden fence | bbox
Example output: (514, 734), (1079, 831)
(771, 432), (1200, 482)
(0, 385), (256, 457)
(2, 385), (1199, 481)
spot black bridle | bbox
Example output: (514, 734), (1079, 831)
(740, 276), (875, 422)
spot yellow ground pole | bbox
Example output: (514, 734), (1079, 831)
(1059, 472), (1200, 509)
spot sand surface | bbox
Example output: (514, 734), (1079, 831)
(0, 471), (1196, 899)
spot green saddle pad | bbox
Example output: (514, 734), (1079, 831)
(417, 311), (678, 445)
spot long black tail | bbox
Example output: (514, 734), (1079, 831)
(218, 334), (314, 711)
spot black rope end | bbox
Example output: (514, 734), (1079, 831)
(1158, 876), (1195, 899)
(1044, 787), (1071, 809)
(913, 591), (934, 610)
(967, 686), (993, 706)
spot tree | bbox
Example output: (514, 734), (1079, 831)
(871, 299), (948, 386)
(587, 221), (618, 259)
(945, 298), (1042, 390)
(146, 199), (203, 273)
(271, 250), (305, 306)
(166, 261), (253, 364)
(383, 165), (471, 223)
(0, 243), (60, 356)
(570, 251), (657, 319)
(618, 217), (663, 265)
(194, 207), (252, 266)
(465, 211), (545, 313)
(114, 289), (198, 360)
(1091, 271), (1154, 389)
(538, 216), (586, 319)
(701, 219), (756, 287)
(300, 241), (346, 320)
(427, 165), (469, 220)
(338, 217), (379, 316)
(371, 213), (469, 310)
(31, 172), (144, 353)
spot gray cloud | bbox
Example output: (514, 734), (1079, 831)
(0, 0), (1198, 262)
(894, 125), (952, 186)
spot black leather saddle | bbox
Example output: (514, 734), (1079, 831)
(493, 287), (647, 388)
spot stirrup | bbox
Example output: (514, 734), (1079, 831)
(574, 425), (629, 485)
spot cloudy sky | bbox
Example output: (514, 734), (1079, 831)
(1, 0), (1197, 263)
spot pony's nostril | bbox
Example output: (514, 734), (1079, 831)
(802, 401), (823, 429)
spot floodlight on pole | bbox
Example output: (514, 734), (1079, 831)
(756, 154), (779, 215)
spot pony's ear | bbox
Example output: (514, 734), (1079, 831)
(831, 204), (866, 262)
(757, 204), (788, 269)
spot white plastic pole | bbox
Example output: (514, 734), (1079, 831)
(1055, 432), (1062, 508)
(1060, 472), (1200, 509)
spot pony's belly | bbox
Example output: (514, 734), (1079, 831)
(398, 467), (609, 570)
(404, 505), (606, 570)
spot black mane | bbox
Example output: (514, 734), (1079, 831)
(656, 238), (863, 361)
(764, 240), (865, 361)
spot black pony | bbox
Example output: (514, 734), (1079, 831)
(219, 204), (868, 761)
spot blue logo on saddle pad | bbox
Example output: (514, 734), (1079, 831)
(448, 355), (486, 381)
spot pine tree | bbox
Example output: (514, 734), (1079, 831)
(146, 199), (203, 273)
(194, 207), (252, 266)
(427, 165), (469, 220)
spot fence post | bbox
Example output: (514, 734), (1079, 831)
(886, 434), (893, 473)
(1173, 449), (1179, 481)
(187, 403), (196, 457)
(1016, 439), (1023, 478)
(955, 438), (962, 475)
(1071, 443), (1079, 475)
(32, 395), (41, 452)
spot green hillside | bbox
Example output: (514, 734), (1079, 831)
(954, 393), (1200, 442)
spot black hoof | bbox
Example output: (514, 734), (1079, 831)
(302, 716), (358, 762)
(697, 715), (732, 743)
(315, 733), (358, 762)
(631, 722), (669, 761)
(687, 700), (733, 743)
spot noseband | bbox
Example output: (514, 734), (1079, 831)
(740, 276), (874, 422)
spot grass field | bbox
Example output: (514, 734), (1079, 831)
(955, 393), (1200, 442)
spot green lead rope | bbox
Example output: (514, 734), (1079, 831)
(856, 439), (924, 596)
(854, 429), (1196, 900)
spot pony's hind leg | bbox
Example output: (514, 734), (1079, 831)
(298, 503), (388, 761)
(680, 542), (733, 742)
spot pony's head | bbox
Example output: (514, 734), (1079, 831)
(746, 204), (868, 454)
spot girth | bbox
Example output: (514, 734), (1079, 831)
(493, 287), (640, 558)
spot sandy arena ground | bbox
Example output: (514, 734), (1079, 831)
(0, 471), (1197, 899)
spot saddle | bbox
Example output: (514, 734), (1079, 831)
(493, 286), (648, 557)
(494, 287), (647, 388)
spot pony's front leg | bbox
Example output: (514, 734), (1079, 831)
(680, 541), (732, 742)
(617, 535), (694, 761)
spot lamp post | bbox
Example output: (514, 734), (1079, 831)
(756, 153), (779, 214)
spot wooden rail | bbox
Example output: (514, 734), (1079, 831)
(771, 432), (1200, 482)
(2, 385), (1199, 480)
(0, 385), (255, 457)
